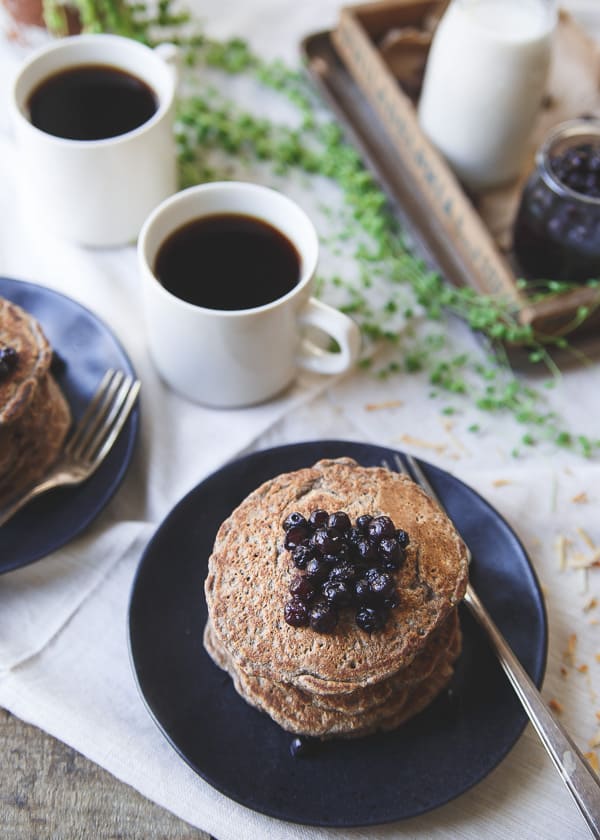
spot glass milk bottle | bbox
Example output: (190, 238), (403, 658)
(418, 0), (556, 191)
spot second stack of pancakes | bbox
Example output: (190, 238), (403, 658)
(205, 458), (468, 739)
(0, 296), (71, 507)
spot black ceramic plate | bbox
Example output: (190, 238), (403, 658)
(0, 277), (139, 574)
(128, 440), (547, 827)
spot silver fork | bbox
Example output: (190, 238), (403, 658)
(0, 369), (140, 527)
(384, 451), (600, 839)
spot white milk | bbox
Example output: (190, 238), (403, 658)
(418, 0), (556, 191)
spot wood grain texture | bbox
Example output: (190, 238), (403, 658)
(0, 709), (211, 839)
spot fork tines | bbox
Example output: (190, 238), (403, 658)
(67, 369), (140, 466)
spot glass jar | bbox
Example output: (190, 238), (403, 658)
(513, 119), (600, 284)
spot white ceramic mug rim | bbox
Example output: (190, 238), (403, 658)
(12, 33), (176, 148)
(138, 181), (320, 318)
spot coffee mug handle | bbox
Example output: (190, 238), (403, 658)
(296, 298), (361, 375)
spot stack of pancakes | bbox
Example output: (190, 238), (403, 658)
(0, 296), (71, 507)
(205, 457), (469, 738)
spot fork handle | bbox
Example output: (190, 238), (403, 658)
(465, 583), (600, 838)
(0, 484), (50, 527)
(0, 472), (75, 527)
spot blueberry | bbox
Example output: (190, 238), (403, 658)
(309, 598), (338, 633)
(355, 604), (388, 633)
(308, 509), (329, 529)
(284, 524), (309, 550)
(547, 216), (566, 238)
(369, 572), (396, 599)
(292, 544), (313, 569)
(379, 535), (400, 560)
(356, 514), (373, 532)
(284, 598), (309, 627)
(384, 590), (400, 609)
(328, 560), (358, 584)
(354, 578), (371, 602)
(0, 346), (18, 379)
(356, 537), (377, 563)
(347, 527), (362, 545)
(327, 511), (351, 533)
(284, 512), (307, 531)
(551, 142), (600, 198)
(396, 529), (410, 548)
(322, 579), (353, 607)
(382, 556), (402, 572)
(365, 566), (382, 584)
(305, 557), (328, 582)
(367, 515), (395, 540)
(289, 574), (315, 601)
(311, 527), (343, 555)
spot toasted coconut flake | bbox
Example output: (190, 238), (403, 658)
(577, 528), (597, 550)
(492, 479), (512, 487)
(585, 752), (600, 773)
(560, 666), (569, 678)
(442, 418), (468, 455)
(564, 634), (578, 666)
(572, 492), (589, 504)
(578, 664), (589, 674)
(584, 598), (598, 612)
(549, 698), (564, 714)
(569, 549), (600, 569)
(365, 399), (403, 411)
(555, 535), (569, 571)
(398, 433), (446, 454)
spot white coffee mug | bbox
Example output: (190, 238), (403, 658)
(11, 34), (179, 247)
(138, 182), (362, 408)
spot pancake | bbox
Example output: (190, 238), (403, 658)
(0, 373), (71, 505)
(0, 296), (53, 426)
(204, 617), (461, 738)
(309, 609), (459, 713)
(205, 458), (468, 692)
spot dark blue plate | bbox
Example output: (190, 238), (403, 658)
(0, 276), (139, 574)
(128, 440), (547, 827)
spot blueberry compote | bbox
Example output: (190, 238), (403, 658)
(513, 120), (600, 283)
(282, 509), (409, 634)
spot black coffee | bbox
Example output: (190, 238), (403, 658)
(155, 213), (301, 311)
(27, 64), (158, 141)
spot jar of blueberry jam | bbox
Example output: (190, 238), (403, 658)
(513, 119), (600, 283)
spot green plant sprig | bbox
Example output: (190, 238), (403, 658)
(42, 0), (187, 40)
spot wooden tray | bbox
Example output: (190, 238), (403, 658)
(302, 0), (600, 341)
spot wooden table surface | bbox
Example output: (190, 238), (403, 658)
(1, 709), (211, 838)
